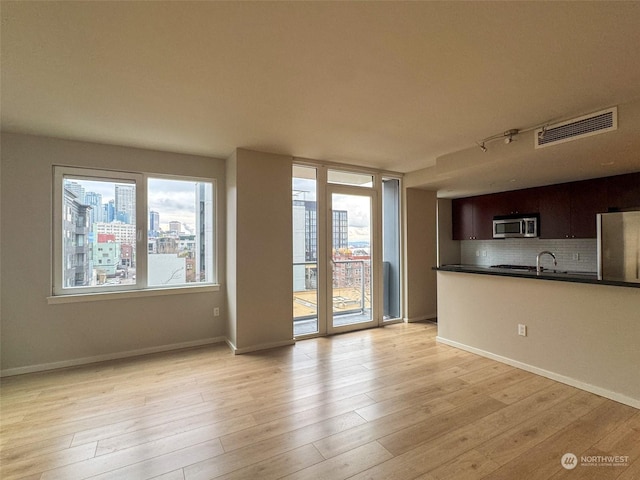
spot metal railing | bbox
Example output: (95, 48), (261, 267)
(293, 259), (371, 321)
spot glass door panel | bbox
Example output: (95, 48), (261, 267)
(329, 190), (375, 330)
(292, 166), (319, 336)
(382, 178), (402, 321)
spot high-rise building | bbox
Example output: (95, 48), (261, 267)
(64, 180), (85, 204)
(84, 191), (103, 225)
(292, 200), (348, 293)
(115, 211), (131, 224)
(332, 209), (348, 252)
(195, 183), (214, 282)
(149, 210), (160, 237)
(115, 184), (135, 225)
(103, 200), (115, 223)
(292, 200), (348, 262)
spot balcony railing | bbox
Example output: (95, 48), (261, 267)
(293, 259), (370, 322)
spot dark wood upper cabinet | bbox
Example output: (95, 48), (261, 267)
(536, 179), (606, 239)
(606, 172), (640, 210)
(494, 188), (540, 216)
(452, 172), (638, 241)
(538, 184), (571, 238)
(452, 197), (475, 240)
(474, 195), (500, 240)
(452, 194), (497, 240)
(569, 178), (607, 238)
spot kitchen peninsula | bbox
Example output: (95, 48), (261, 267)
(435, 173), (640, 409)
(436, 264), (639, 288)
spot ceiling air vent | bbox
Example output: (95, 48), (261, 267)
(534, 106), (617, 149)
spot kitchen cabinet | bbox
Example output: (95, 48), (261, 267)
(452, 172), (638, 241)
(606, 172), (640, 210)
(538, 184), (570, 238)
(452, 195), (495, 240)
(539, 178), (607, 238)
(452, 197), (475, 240)
(492, 188), (540, 216)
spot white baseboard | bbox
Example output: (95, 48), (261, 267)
(229, 338), (296, 355)
(0, 337), (226, 377)
(436, 336), (640, 410)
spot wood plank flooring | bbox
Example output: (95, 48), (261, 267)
(1, 321), (638, 479)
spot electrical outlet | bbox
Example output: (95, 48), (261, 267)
(482, 250), (487, 257)
(214, 307), (220, 317)
(476, 250), (480, 257)
(572, 253), (580, 261)
(518, 324), (527, 336)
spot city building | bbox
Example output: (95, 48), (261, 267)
(168, 221), (182, 234)
(64, 180), (85, 204)
(293, 199), (353, 294)
(115, 184), (135, 225)
(92, 241), (120, 277)
(149, 210), (160, 237)
(62, 187), (92, 287)
(102, 200), (115, 223)
(94, 222), (136, 247)
(84, 191), (103, 225)
(177, 235), (196, 256)
(115, 211), (130, 224)
(195, 182), (214, 283)
(156, 237), (178, 254)
(120, 244), (134, 268)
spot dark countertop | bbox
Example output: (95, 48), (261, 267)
(435, 264), (640, 289)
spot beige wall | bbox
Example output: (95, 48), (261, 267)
(226, 149), (293, 353)
(0, 133), (227, 373)
(437, 271), (640, 407)
(404, 188), (438, 321)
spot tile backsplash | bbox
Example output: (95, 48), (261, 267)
(460, 238), (597, 272)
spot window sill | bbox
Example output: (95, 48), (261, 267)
(47, 284), (221, 304)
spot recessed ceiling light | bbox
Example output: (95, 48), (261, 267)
(600, 161), (615, 166)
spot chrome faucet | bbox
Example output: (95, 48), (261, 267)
(536, 251), (557, 274)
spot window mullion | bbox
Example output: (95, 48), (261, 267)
(136, 173), (148, 289)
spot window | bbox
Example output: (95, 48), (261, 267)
(327, 170), (374, 188)
(53, 167), (216, 296)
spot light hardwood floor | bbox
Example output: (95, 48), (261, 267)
(1, 321), (638, 479)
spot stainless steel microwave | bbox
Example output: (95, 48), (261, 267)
(493, 216), (539, 238)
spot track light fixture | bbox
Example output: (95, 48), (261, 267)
(477, 129), (520, 152)
(476, 109), (611, 153)
(504, 129), (518, 144)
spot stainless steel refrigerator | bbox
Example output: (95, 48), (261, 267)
(597, 211), (640, 283)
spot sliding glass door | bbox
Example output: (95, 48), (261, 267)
(293, 165), (401, 338)
(328, 188), (377, 332)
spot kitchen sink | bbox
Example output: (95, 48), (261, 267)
(491, 264), (537, 271)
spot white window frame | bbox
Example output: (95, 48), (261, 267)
(51, 166), (218, 301)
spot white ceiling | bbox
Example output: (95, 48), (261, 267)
(2, 1), (640, 196)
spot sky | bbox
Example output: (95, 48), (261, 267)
(67, 177), (200, 232)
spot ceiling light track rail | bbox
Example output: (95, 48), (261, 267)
(477, 106), (618, 153)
